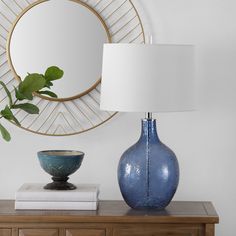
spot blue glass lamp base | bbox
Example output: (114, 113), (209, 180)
(118, 119), (179, 210)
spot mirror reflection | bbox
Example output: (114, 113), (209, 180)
(9, 0), (109, 100)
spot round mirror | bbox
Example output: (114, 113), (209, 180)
(8, 0), (110, 101)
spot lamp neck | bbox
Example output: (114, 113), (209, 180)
(140, 119), (160, 142)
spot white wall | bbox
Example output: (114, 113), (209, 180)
(0, 0), (235, 235)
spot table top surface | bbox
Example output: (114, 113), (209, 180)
(0, 200), (219, 224)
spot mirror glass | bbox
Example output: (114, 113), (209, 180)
(9, 0), (109, 100)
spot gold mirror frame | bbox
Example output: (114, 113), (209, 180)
(0, 0), (146, 136)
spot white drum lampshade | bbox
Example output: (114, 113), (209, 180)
(100, 44), (194, 113)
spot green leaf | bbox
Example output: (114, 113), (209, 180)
(19, 74), (45, 99)
(37, 90), (57, 98)
(44, 80), (53, 89)
(11, 115), (21, 126)
(45, 66), (64, 81)
(0, 123), (11, 141)
(1, 106), (13, 120)
(14, 87), (28, 101)
(0, 81), (13, 106)
(1, 106), (20, 126)
(12, 103), (39, 114)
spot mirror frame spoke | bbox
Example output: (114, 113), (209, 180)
(13, 0), (24, 11)
(0, 24), (9, 33)
(117, 23), (140, 42)
(130, 31), (143, 43)
(111, 14), (137, 36)
(1, 0), (19, 16)
(104, 0), (128, 21)
(99, 0), (114, 14)
(0, 11), (13, 24)
(26, 100), (50, 129)
(0, 51), (6, 57)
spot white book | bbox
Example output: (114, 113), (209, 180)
(15, 183), (99, 202)
(15, 201), (98, 210)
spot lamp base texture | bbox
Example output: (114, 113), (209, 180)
(118, 119), (179, 210)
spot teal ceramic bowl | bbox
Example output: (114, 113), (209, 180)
(37, 150), (84, 190)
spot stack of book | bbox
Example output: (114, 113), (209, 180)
(15, 183), (99, 210)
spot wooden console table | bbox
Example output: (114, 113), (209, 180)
(0, 200), (218, 236)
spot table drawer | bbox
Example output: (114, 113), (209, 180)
(66, 229), (105, 236)
(113, 224), (204, 236)
(19, 229), (58, 236)
(0, 229), (11, 236)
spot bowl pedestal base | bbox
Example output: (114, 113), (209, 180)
(44, 177), (76, 190)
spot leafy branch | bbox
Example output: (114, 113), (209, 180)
(0, 66), (64, 141)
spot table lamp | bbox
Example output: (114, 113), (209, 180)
(100, 43), (194, 209)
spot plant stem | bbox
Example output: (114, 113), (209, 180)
(10, 99), (19, 109)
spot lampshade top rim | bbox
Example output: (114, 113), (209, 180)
(104, 43), (194, 47)
(99, 107), (196, 113)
